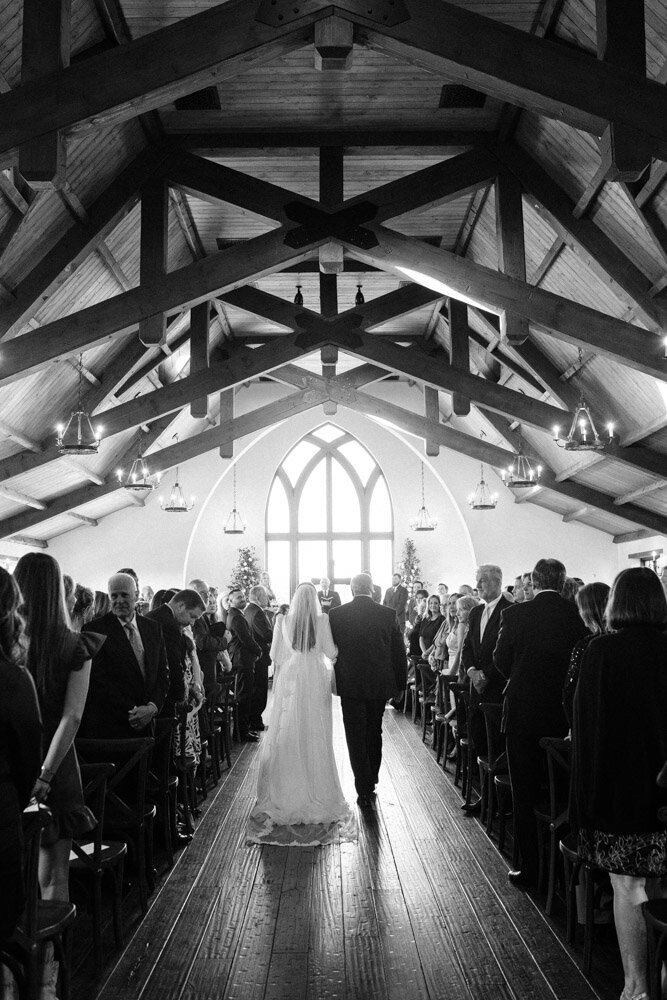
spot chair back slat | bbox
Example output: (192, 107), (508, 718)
(20, 804), (52, 938)
(480, 702), (505, 765)
(76, 737), (155, 830)
(70, 763), (115, 873)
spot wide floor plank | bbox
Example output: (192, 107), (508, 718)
(94, 699), (613, 1000)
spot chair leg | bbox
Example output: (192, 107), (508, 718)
(92, 876), (103, 974)
(536, 821), (546, 896)
(112, 859), (125, 949)
(497, 794), (506, 854)
(137, 824), (148, 914)
(485, 775), (496, 836)
(582, 864), (595, 975)
(545, 828), (559, 916)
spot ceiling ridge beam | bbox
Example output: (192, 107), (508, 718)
(166, 128), (491, 150)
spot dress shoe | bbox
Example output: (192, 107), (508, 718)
(461, 798), (481, 815)
(507, 869), (535, 888)
(175, 832), (193, 846)
(240, 732), (259, 742)
(251, 721), (266, 731)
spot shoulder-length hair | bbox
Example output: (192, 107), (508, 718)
(286, 583), (319, 653)
(0, 567), (26, 665)
(606, 567), (667, 630)
(14, 552), (69, 697)
(575, 581), (610, 634)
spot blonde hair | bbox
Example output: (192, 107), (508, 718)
(286, 582), (320, 652)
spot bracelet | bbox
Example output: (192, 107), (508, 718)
(39, 766), (54, 783)
(36, 775), (51, 786)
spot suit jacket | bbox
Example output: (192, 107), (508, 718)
(493, 591), (588, 736)
(372, 584), (382, 603)
(317, 589), (341, 614)
(460, 595), (512, 706)
(244, 602), (272, 669)
(81, 612), (169, 738)
(383, 584), (409, 628)
(145, 604), (188, 710)
(192, 614), (227, 692)
(329, 595), (407, 701)
(227, 606), (261, 670)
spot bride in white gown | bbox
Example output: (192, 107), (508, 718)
(247, 582), (357, 846)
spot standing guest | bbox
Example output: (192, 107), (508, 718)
(513, 576), (525, 603)
(404, 589), (428, 687)
(562, 581), (610, 728)
(71, 584), (94, 632)
(571, 568), (667, 1000)
(188, 579), (229, 696)
(458, 584), (474, 597)
(561, 576), (582, 603)
(436, 582), (449, 602)
(448, 595), (478, 681)
(244, 585), (273, 732)
(0, 568), (42, 949)
(270, 603), (290, 680)
(494, 558), (588, 886)
(520, 572), (534, 601)
(317, 577), (341, 615)
(406, 580), (425, 627)
(364, 573), (382, 604)
(419, 595), (445, 663)
(383, 573), (409, 630)
(218, 590), (230, 627)
(226, 588), (262, 742)
(259, 571), (277, 606)
(14, 553), (104, 998)
(81, 573), (169, 738)
(93, 589), (111, 618)
(460, 566), (512, 812)
(329, 573), (407, 806)
(63, 574), (76, 617)
(145, 590), (206, 716)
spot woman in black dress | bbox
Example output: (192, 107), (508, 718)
(562, 580), (609, 728)
(571, 568), (667, 1000)
(13, 556), (105, 943)
(0, 568), (42, 948)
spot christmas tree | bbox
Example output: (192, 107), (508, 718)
(399, 537), (424, 589)
(229, 545), (261, 595)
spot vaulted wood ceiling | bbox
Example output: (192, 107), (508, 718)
(0, 0), (665, 549)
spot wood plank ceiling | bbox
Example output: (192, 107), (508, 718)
(0, 0), (665, 548)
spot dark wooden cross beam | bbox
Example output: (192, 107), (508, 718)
(167, 129), (490, 151)
(139, 177), (169, 346)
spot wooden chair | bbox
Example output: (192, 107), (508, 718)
(457, 686), (478, 806)
(75, 737), (155, 914)
(147, 717), (178, 868)
(494, 772), (518, 865)
(3, 804), (77, 1000)
(478, 702), (507, 835)
(432, 674), (454, 763)
(69, 763), (127, 973)
(448, 682), (466, 787)
(417, 663), (437, 743)
(175, 707), (199, 836)
(534, 736), (571, 914)
(204, 682), (223, 784)
(642, 898), (667, 1000)
(559, 834), (609, 975)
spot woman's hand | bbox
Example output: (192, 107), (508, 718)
(31, 776), (51, 803)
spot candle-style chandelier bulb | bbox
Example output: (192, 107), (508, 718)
(355, 284), (365, 306)
(294, 284), (304, 307)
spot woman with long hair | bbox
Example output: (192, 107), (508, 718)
(247, 582), (355, 846)
(571, 568), (667, 1000)
(70, 583), (94, 632)
(13, 553), (105, 998)
(562, 580), (610, 728)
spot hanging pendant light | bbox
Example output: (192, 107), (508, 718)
(116, 448), (157, 493)
(409, 463), (437, 531)
(355, 284), (365, 306)
(55, 354), (103, 455)
(501, 443), (543, 488)
(294, 284), (304, 306)
(223, 464), (246, 535)
(159, 435), (195, 512)
(468, 463), (498, 510)
(552, 349), (614, 451)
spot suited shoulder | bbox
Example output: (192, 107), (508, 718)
(83, 612), (115, 634)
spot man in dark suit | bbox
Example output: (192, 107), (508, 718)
(188, 578), (229, 695)
(329, 572), (407, 807)
(226, 588), (262, 742)
(460, 564), (512, 814)
(383, 573), (409, 630)
(493, 558), (588, 887)
(145, 589), (206, 716)
(81, 572), (169, 739)
(244, 585), (273, 732)
(317, 577), (341, 615)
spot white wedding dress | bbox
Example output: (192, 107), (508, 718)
(247, 614), (357, 847)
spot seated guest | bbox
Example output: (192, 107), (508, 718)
(571, 568), (667, 1000)
(146, 590), (206, 716)
(15, 553), (103, 997)
(0, 568), (42, 949)
(562, 581), (610, 728)
(81, 572), (169, 738)
(318, 577), (341, 615)
(494, 558), (587, 886)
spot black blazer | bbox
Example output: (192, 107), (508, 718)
(493, 592), (588, 735)
(227, 606), (261, 670)
(145, 604), (188, 710)
(244, 603), (273, 669)
(460, 595), (512, 705)
(383, 584), (409, 628)
(317, 590), (341, 614)
(329, 595), (407, 701)
(191, 614), (227, 692)
(81, 612), (169, 738)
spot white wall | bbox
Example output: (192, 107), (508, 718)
(46, 381), (624, 598)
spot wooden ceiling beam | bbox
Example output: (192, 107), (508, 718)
(496, 140), (667, 332)
(0, 485), (46, 510)
(165, 128), (491, 150)
(620, 414), (667, 447)
(139, 177), (169, 346)
(495, 170), (529, 345)
(356, 0), (667, 157)
(613, 528), (658, 544)
(0, 0), (327, 153)
(348, 225), (666, 381)
(613, 479), (667, 506)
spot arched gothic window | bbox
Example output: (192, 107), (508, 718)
(266, 424), (393, 603)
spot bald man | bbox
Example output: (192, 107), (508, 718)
(80, 572), (169, 738)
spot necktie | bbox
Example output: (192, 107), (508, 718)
(125, 621), (146, 677)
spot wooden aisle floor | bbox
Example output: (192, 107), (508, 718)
(95, 703), (614, 1000)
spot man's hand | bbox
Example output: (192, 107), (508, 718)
(466, 667), (487, 694)
(128, 704), (156, 730)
